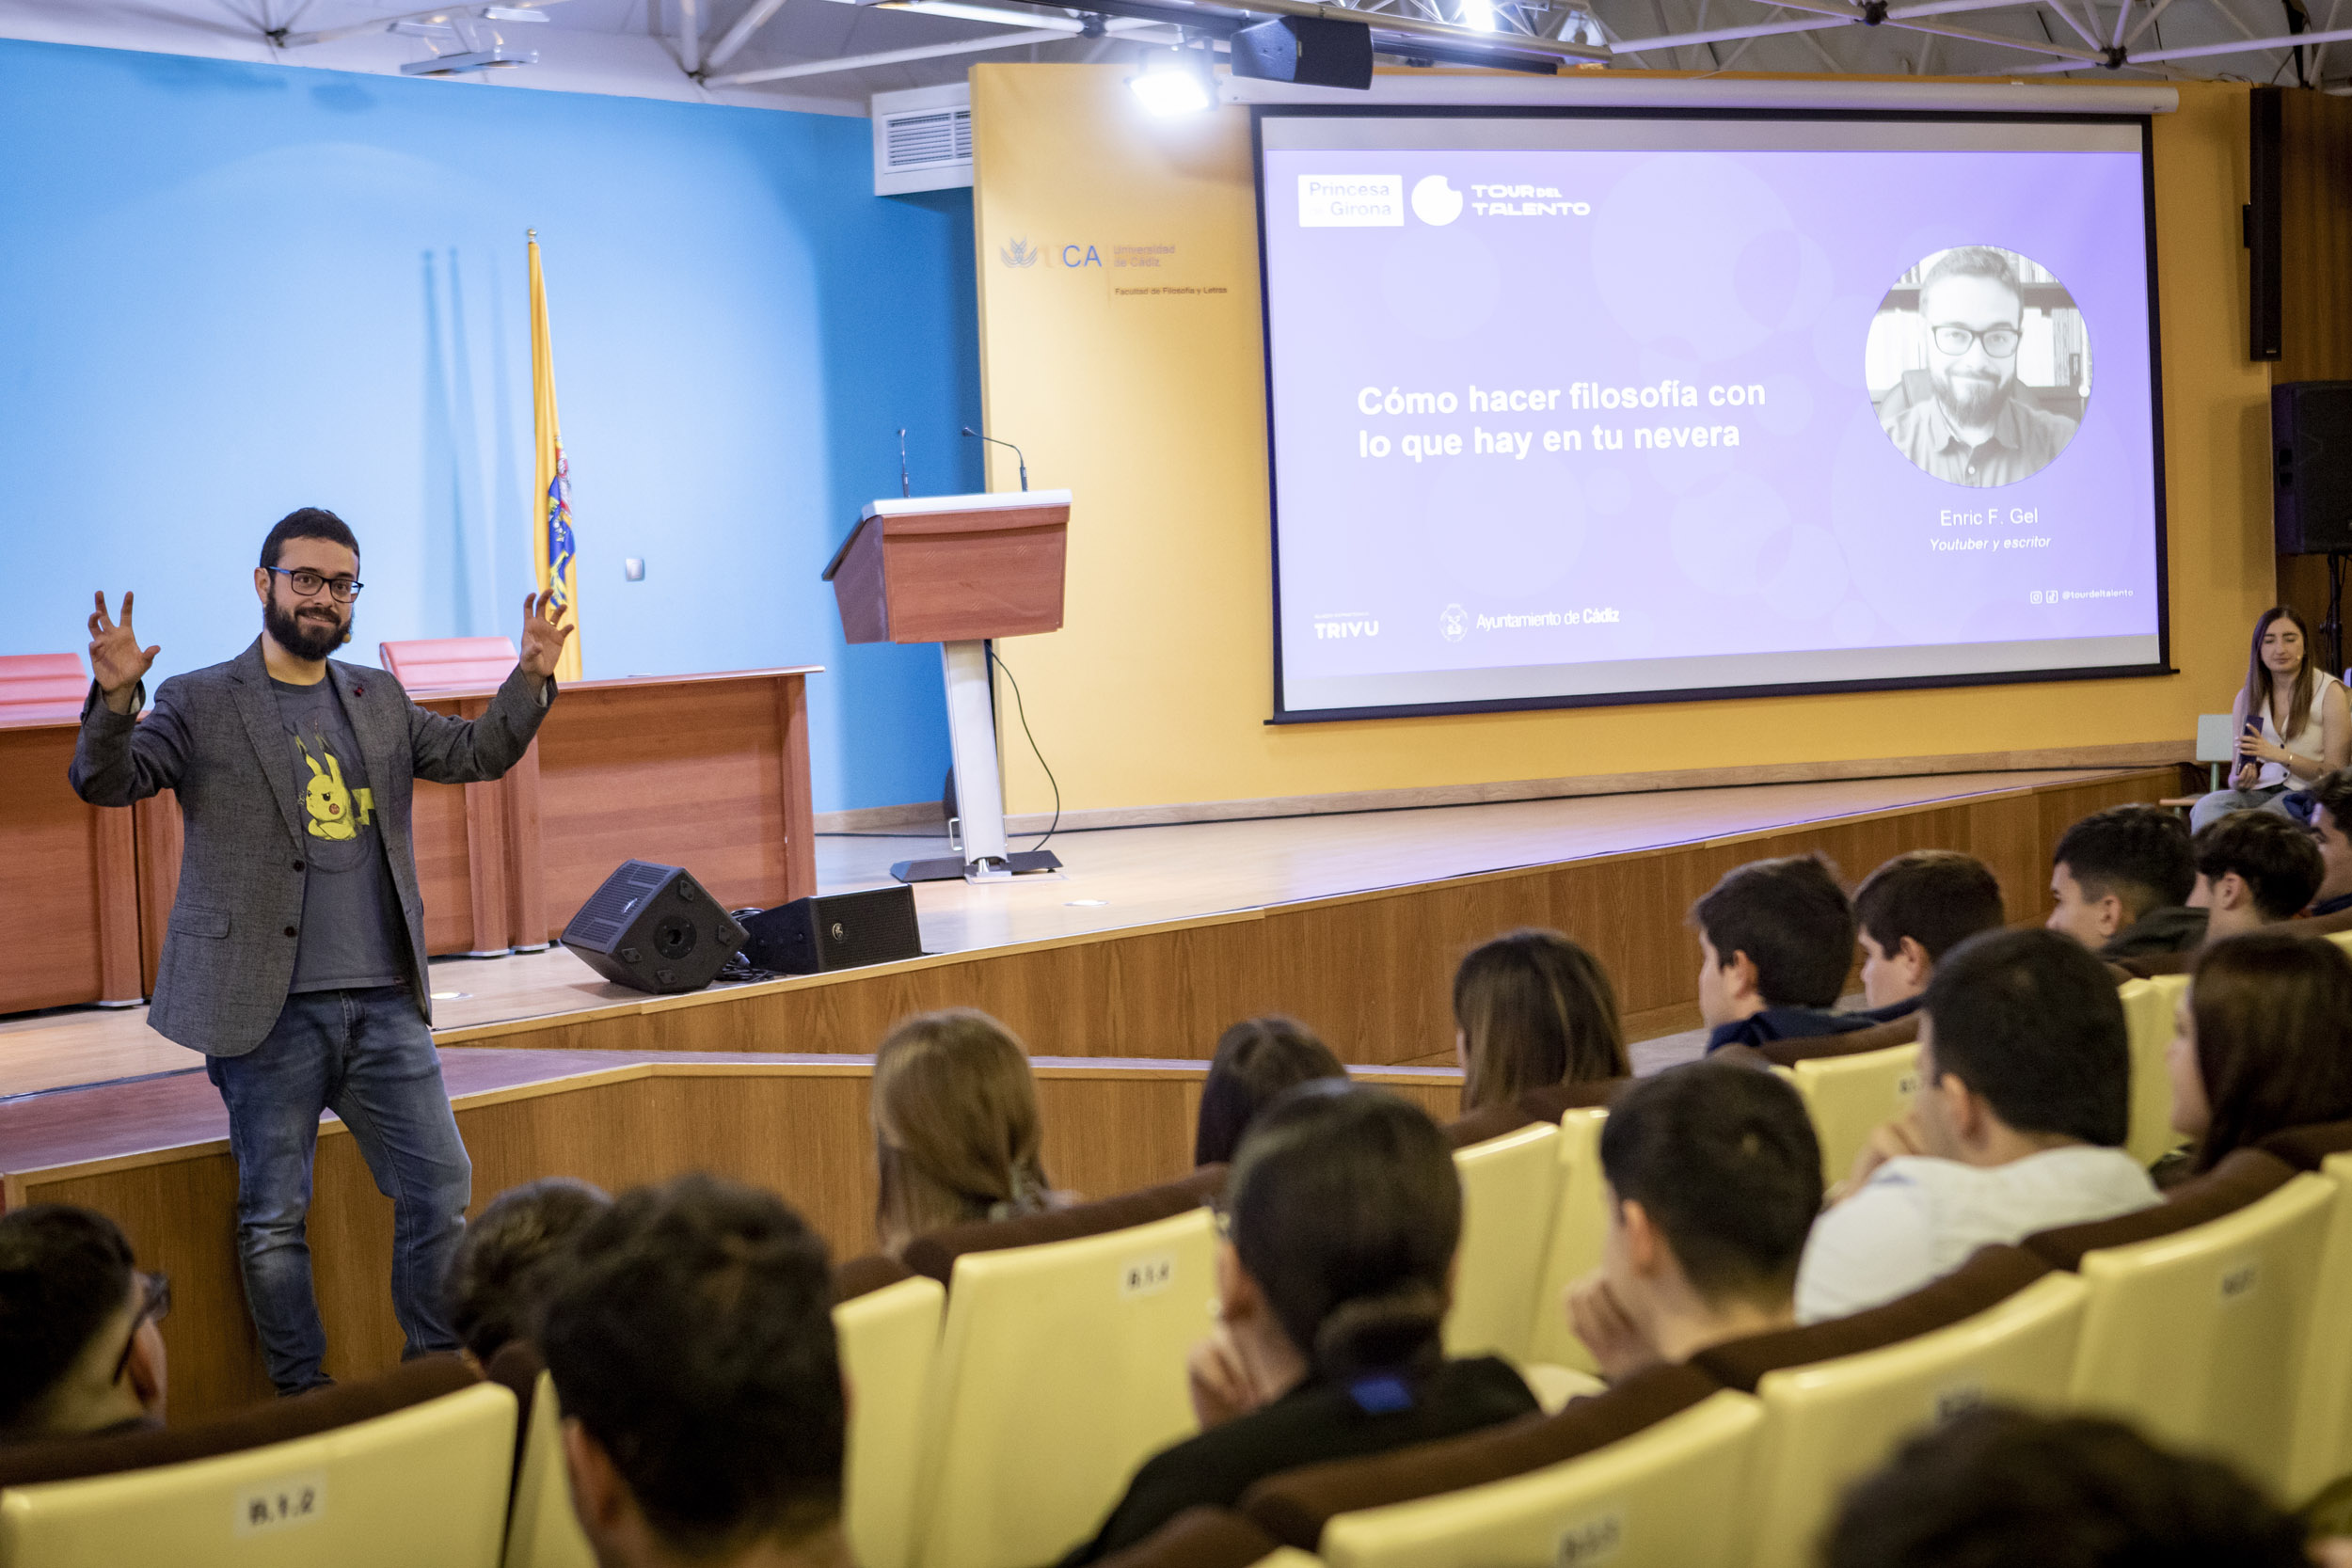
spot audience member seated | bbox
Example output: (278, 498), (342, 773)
(1822, 1405), (2312, 1568)
(1453, 928), (1629, 1109)
(1695, 855), (1874, 1054)
(1794, 928), (2157, 1323)
(2189, 604), (2350, 832)
(871, 1008), (1056, 1259)
(1195, 1016), (1346, 1166)
(2186, 810), (2328, 942)
(2171, 929), (2352, 1175)
(1059, 1083), (1537, 1564)
(445, 1176), (611, 1373)
(1851, 850), (2007, 1024)
(540, 1173), (849, 1568)
(2310, 768), (2352, 918)
(1563, 1062), (1821, 1383)
(0, 1205), (167, 1448)
(2043, 804), (2206, 958)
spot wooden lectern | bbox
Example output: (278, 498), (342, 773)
(823, 489), (1072, 882)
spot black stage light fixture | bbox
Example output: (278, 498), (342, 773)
(1231, 16), (1375, 88)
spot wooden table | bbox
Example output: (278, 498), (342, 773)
(2, 669), (820, 1013)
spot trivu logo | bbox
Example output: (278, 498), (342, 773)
(1411, 176), (1464, 226)
(1000, 238), (1041, 268)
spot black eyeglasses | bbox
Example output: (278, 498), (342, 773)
(111, 1271), (170, 1385)
(267, 566), (364, 602)
(1929, 324), (2022, 358)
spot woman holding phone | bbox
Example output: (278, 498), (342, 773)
(2190, 606), (2350, 830)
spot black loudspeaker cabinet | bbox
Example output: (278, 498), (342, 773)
(1230, 17), (1375, 89)
(741, 885), (924, 975)
(561, 861), (748, 994)
(2249, 86), (2283, 363)
(2274, 381), (2352, 554)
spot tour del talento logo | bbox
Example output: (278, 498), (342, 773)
(1000, 238), (1041, 268)
(1412, 176), (1464, 227)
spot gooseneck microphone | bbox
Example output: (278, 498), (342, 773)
(898, 428), (911, 499)
(961, 426), (1029, 493)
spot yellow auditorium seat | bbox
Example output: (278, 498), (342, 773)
(2115, 974), (2188, 1166)
(1444, 1120), (1564, 1365)
(838, 1273), (946, 1568)
(2329, 929), (2352, 961)
(2290, 1149), (2352, 1502)
(1690, 1245), (2085, 1568)
(2033, 1159), (2335, 1498)
(1311, 1390), (1762, 1568)
(914, 1207), (1218, 1568)
(1779, 1043), (1921, 1187)
(0, 1380), (516, 1568)
(501, 1370), (596, 1568)
(1522, 1108), (1610, 1374)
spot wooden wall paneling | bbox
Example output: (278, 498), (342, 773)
(0, 725), (108, 1013)
(132, 790), (183, 994)
(778, 674), (818, 905)
(409, 775), (475, 958)
(11, 1057), (1454, 1423)
(533, 681), (791, 940)
(2273, 89), (2352, 634)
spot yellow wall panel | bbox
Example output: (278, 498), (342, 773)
(971, 69), (2269, 814)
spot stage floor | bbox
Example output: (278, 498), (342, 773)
(0, 768), (2118, 1101)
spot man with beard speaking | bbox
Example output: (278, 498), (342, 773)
(1880, 246), (2079, 488)
(70, 507), (570, 1395)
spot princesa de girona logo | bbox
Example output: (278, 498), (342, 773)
(1001, 237), (1041, 268)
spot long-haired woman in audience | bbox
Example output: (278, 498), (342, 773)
(1193, 1016), (1346, 1166)
(1060, 1081), (1538, 1563)
(2190, 605), (2350, 831)
(1453, 928), (1628, 1111)
(2171, 930), (2352, 1172)
(871, 1008), (1054, 1257)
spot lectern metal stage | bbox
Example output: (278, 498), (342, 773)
(822, 489), (1072, 884)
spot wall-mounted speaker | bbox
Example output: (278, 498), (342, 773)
(1229, 17), (1374, 90)
(2274, 381), (2352, 555)
(741, 885), (924, 975)
(2249, 85), (2283, 363)
(561, 861), (748, 994)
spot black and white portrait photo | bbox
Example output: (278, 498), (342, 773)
(1867, 245), (2090, 488)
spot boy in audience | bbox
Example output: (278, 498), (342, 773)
(540, 1174), (849, 1568)
(1565, 1062), (1821, 1382)
(1851, 850), (2008, 1023)
(0, 1205), (168, 1446)
(1824, 1406), (2315, 1568)
(1795, 928), (2158, 1323)
(445, 1176), (611, 1373)
(1695, 855), (1876, 1053)
(2043, 804), (2206, 958)
(2307, 768), (2352, 916)
(2187, 810), (2327, 942)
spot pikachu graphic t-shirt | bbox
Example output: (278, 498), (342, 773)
(271, 676), (407, 993)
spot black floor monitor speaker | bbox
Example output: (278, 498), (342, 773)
(741, 885), (923, 975)
(561, 861), (748, 994)
(2273, 381), (2352, 554)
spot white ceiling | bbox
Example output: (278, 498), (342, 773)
(0, 0), (2336, 117)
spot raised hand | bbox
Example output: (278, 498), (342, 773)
(517, 588), (574, 682)
(87, 591), (160, 715)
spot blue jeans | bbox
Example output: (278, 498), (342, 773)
(206, 986), (472, 1394)
(2190, 784), (2292, 832)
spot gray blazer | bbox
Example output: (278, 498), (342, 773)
(70, 638), (553, 1056)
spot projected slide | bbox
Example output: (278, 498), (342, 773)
(1257, 114), (2166, 721)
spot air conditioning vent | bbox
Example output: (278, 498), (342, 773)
(872, 85), (973, 196)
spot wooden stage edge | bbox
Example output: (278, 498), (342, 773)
(430, 765), (2180, 1068)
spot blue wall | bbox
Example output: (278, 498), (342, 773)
(0, 38), (977, 813)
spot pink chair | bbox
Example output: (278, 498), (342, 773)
(376, 637), (518, 693)
(0, 652), (91, 724)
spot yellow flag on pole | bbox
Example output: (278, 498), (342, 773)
(529, 230), (583, 684)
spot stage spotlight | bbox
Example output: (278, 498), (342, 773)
(1127, 50), (1214, 115)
